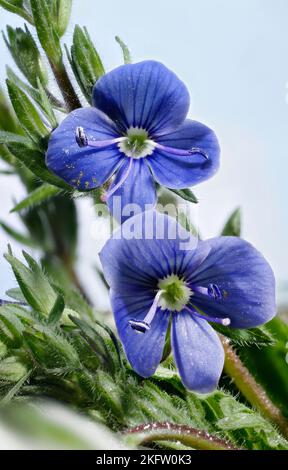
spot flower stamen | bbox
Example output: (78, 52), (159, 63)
(184, 305), (231, 326)
(192, 283), (223, 300)
(75, 127), (125, 149)
(101, 157), (134, 202)
(129, 290), (164, 333)
(155, 143), (209, 160)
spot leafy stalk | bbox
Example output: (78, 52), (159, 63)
(221, 337), (288, 440)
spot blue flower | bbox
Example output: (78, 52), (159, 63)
(46, 61), (220, 218)
(99, 211), (276, 393)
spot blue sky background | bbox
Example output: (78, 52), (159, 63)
(0, 0), (287, 305)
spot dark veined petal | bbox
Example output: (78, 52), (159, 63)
(107, 159), (157, 224)
(147, 120), (220, 189)
(111, 289), (170, 377)
(99, 211), (204, 293)
(190, 237), (276, 328)
(93, 61), (190, 135)
(46, 108), (124, 190)
(172, 311), (224, 393)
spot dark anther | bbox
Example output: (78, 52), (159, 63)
(75, 126), (88, 147)
(129, 319), (150, 333)
(208, 283), (222, 300)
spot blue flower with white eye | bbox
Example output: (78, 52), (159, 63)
(99, 211), (276, 393)
(46, 61), (220, 218)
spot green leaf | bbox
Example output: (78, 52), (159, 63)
(6, 67), (65, 119)
(6, 79), (49, 144)
(4, 251), (57, 316)
(177, 211), (199, 237)
(24, 328), (79, 370)
(69, 316), (115, 372)
(0, 85), (22, 134)
(47, 294), (65, 325)
(6, 65), (42, 107)
(115, 36), (132, 64)
(0, 0), (34, 24)
(30, 0), (62, 65)
(212, 323), (275, 347)
(0, 309), (24, 348)
(0, 304), (35, 325)
(0, 370), (31, 405)
(0, 220), (37, 247)
(221, 207), (242, 236)
(67, 25), (105, 103)
(36, 78), (58, 128)
(6, 142), (71, 189)
(54, 0), (72, 37)
(0, 130), (34, 147)
(11, 184), (61, 213)
(6, 288), (26, 303)
(168, 187), (198, 204)
(240, 317), (288, 417)
(4, 25), (48, 87)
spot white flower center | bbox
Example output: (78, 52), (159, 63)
(118, 127), (156, 158)
(157, 274), (192, 312)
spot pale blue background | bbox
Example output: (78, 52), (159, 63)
(0, 0), (287, 306)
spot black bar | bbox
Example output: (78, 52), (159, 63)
(0, 450), (286, 466)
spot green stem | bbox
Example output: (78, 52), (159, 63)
(124, 422), (240, 451)
(222, 337), (288, 440)
(49, 60), (81, 112)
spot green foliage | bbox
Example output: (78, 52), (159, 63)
(11, 183), (61, 213)
(67, 25), (105, 103)
(168, 187), (199, 204)
(5, 142), (71, 189)
(4, 250), (57, 316)
(6, 68), (61, 125)
(240, 317), (288, 418)
(212, 323), (274, 347)
(115, 36), (132, 64)
(0, 0), (34, 24)
(30, 0), (62, 65)
(6, 79), (49, 144)
(0, 251), (287, 450)
(0, 220), (36, 247)
(52, 0), (72, 37)
(221, 207), (242, 236)
(3, 25), (48, 87)
(47, 294), (65, 325)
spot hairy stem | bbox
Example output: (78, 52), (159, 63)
(49, 60), (81, 112)
(124, 422), (239, 450)
(222, 337), (288, 440)
(61, 253), (92, 306)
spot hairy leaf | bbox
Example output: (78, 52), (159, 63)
(11, 183), (61, 213)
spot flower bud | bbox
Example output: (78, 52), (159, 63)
(4, 25), (48, 88)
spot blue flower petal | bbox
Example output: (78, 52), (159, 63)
(111, 289), (170, 377)
(107, 159), (157, 223)
(190, 237), (276, 328)
(99, 211), (204, 293)
(46, 107), (124, 190)
(93, 61), (190, 135)
(147, 120), (220, 189)
(172, 310), (224, 393)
